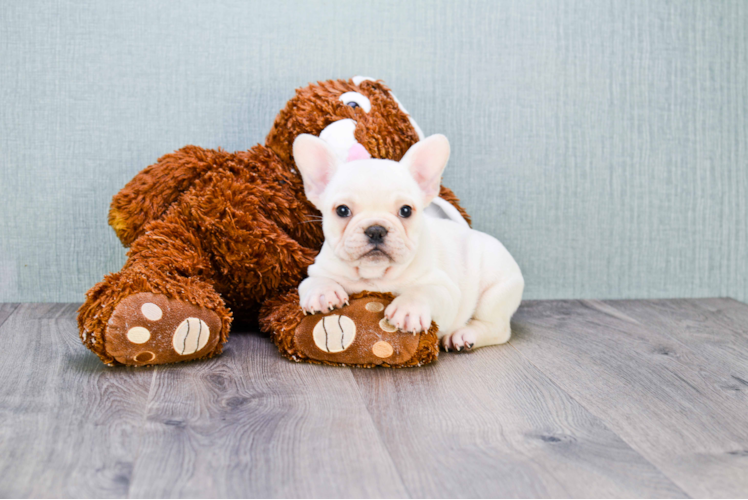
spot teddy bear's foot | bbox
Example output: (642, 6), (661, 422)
(104, 292), (223, 366)
(261, 290), (441, 368)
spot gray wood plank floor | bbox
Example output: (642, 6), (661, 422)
(0, 299), (746, 498)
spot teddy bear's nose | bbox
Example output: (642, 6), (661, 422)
(364, 225), (388, 243)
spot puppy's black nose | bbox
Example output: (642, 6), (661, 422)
(364, 225), (388, 243)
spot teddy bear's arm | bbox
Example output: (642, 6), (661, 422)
(109, 145), (231, 247)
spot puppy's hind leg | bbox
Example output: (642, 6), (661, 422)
(442, 275), (524, 352)
(442, 319), (497, 352)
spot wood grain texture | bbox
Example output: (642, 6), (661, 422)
(0, 304), (153, 498)
(511, 299), (748, 498)
(351, 347), (686, 498)
(128, 331), (408, 498)
(608, 298), (748, 384)
(1, 299), (748, 497)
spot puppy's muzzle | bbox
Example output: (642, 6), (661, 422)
(364, 225), (388, 244)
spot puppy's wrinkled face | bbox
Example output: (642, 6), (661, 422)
(322, 160), (423, 266)
(294, 134), (451, 272)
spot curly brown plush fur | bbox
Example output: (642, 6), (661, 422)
(79, 78), (469, 366)
(260, 291), (440, 368)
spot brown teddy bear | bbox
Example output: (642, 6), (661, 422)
(78, 77), (470, 367)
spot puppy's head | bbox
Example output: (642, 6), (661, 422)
(294, 134), (450, 271)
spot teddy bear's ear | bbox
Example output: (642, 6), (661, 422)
(400, 134), (450, 205)
(293, 134), (340, 208)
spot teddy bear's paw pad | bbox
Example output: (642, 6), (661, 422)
(295, 297), (421, 366)
(312, 314), (356, 353)
(105, 292), (221, 366)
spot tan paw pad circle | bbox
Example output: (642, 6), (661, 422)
(365, 301), (384, 313)
(127, 326), (151, 344)
(379, 318), (398, 332)
(141, 302), (163, 321)
(313, 314), (356, 353)
(372, 341), (394, 358)
(173, 318), (210, 355)
(134, 351), (155, 363)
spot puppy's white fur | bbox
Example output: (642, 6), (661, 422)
(295, 134), (524, 351)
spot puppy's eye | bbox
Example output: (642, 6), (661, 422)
(336, 205), (352, 218)
(398, 205), (413, 218)
(338, 92), (371, 113)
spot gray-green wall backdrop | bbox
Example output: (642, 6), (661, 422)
(1, 0), (747, 303)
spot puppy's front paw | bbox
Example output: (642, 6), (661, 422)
(300, 282), (349, 314)
(385, 296), (431, 334)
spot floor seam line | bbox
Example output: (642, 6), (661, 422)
(599, 299), (748, 411)
(349, 369), (414, 499)
(127, 367), (159, 499)
(507, 338), (692, 499)
(0, 303), (21, 331)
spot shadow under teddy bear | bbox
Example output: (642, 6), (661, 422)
(78, 77), (471, 368)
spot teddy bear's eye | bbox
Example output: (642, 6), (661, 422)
(399, 205), (412, 218)
(336, 205), (352, 218)
(338, 92), (371, 113)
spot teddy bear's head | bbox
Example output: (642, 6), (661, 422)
(266, 77), (423, 168)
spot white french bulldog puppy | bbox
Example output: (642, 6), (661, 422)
(295, 133), (524, 351)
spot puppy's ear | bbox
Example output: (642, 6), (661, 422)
(400, 134), (450, 205)
(293, 134), (340, 208)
